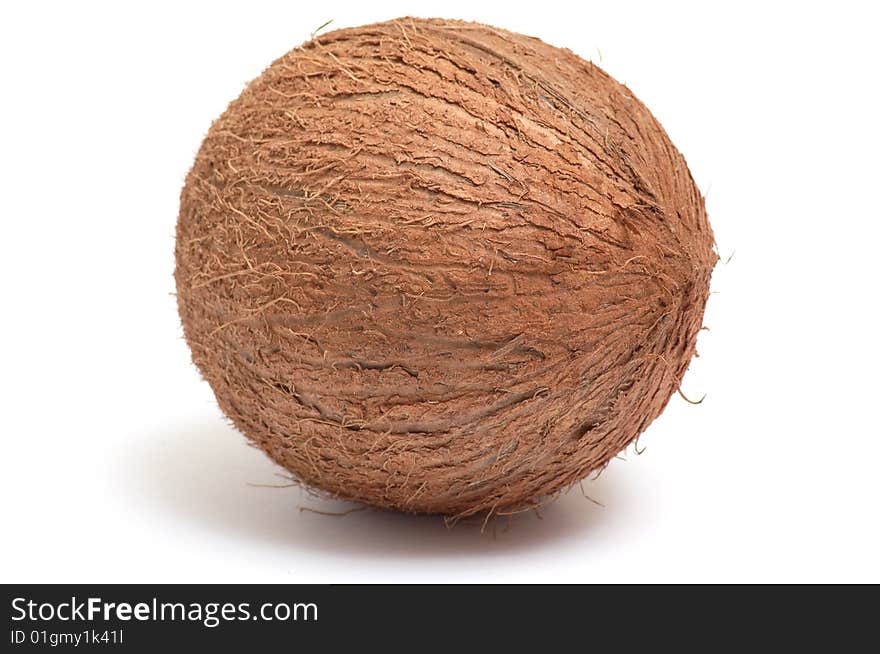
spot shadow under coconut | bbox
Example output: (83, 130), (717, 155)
(126, 419), (626, 558)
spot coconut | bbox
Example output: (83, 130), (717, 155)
(175, 17), (716, 520)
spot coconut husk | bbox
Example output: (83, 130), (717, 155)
(175, 17), (717, 521)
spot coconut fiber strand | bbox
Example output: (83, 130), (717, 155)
(175, 17), (716, 520)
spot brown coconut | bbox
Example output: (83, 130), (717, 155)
(175, 17), (716, 521)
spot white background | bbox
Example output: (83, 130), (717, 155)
(2, 1), (878, 583)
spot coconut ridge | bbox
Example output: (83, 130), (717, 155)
(175, 17), (716, 520)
